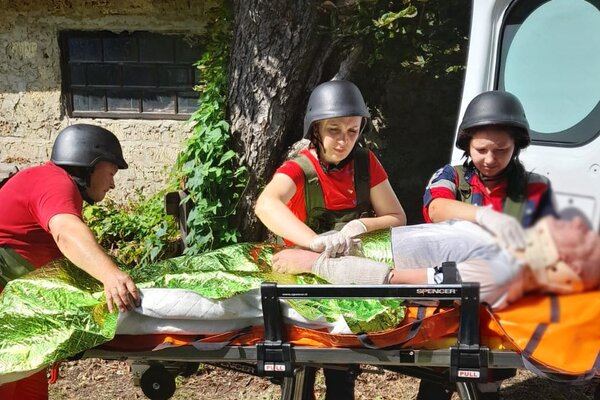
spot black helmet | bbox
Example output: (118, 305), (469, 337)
(303, 80), (370, 138)
(51, 124), (128, 169)
(456, 90), (530, 151)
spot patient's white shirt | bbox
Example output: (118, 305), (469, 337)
(390, 220), (524, 309)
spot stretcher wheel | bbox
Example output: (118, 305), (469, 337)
(140, 365), (176, 400)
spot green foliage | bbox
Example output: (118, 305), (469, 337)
(375, 1), (468, 77)
(173, 6), (247, 255)
(85, 5), (245, 261)
(83, 191), (179, 268)
(327, 0), (469, 78)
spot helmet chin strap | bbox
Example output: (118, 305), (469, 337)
(477, 166), (508, 182)
(319, 152), (353, 173)
(524, 219), (584, 294)
(71, 175), (96, 205)
(317, 144), (359, 173)
(56, 164), (96, 204)
(472, 158), (518, 183)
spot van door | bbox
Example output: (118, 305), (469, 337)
(453, 0), (600, 230)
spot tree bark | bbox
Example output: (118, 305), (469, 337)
(228, 0), (341, 241)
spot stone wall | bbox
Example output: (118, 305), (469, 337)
(0, 0), (217, 202)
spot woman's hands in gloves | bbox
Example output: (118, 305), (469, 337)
(475, 207), (527, 250)
(309, 230), (345, 257)
(309, 219), (367, 257)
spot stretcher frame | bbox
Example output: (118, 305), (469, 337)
(79, 279), (600, 400)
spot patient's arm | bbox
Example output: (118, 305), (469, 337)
(272, 248), (318, 275)
(273, 248), (392, 284)
(388, 268), (428, 284)
(274, 249), (435, 286)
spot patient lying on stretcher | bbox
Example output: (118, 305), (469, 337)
(272, 216), (600, 310)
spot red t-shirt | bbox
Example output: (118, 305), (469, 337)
(0, 162), (83, 267)
(275, 149), (388, 224)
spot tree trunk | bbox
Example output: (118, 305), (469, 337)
(228, 0), (340, 241)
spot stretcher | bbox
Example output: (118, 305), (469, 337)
(80, 281), (600, 400)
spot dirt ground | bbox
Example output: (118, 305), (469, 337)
(49, 358), (598, 400)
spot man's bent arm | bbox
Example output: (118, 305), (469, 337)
(49, 213), (140, 312)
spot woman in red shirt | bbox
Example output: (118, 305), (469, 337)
(255, 80), (406, 400)
(256, 80), (406, 257)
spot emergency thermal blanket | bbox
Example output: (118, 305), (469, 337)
(0, 241), (404, 384)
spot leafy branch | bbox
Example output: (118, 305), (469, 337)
(173, 5), (247, 255)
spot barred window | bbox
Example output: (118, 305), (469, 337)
(60, 31), (202, 120)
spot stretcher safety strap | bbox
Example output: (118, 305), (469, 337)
(516, 294), (598, 383)
(153, 327), (253, 352)
(397, 305), (427, 345)
(521, 354), (598, 383)
(523, 295), (559, 358)
(356, 333), (378, 349)
(191, 326), (254, 351)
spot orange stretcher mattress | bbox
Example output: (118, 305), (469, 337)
(101, 290), (600, 377)
(490, 291), (600, 375)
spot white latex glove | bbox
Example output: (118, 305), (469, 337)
(475, 207), (527, 250)
(309, 230), (348, 258)
(339, 219), (368, 238)
(309, 220), (367, 257)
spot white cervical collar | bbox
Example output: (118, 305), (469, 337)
(524, 220), (584, 294)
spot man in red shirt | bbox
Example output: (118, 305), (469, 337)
(0, 124), (140, 400)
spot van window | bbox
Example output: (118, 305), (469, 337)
(497, 0), (600, 146)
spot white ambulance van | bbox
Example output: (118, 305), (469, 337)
(454, 0), (600, 230)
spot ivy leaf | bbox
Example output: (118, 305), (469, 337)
(374, 6), (418, 29)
